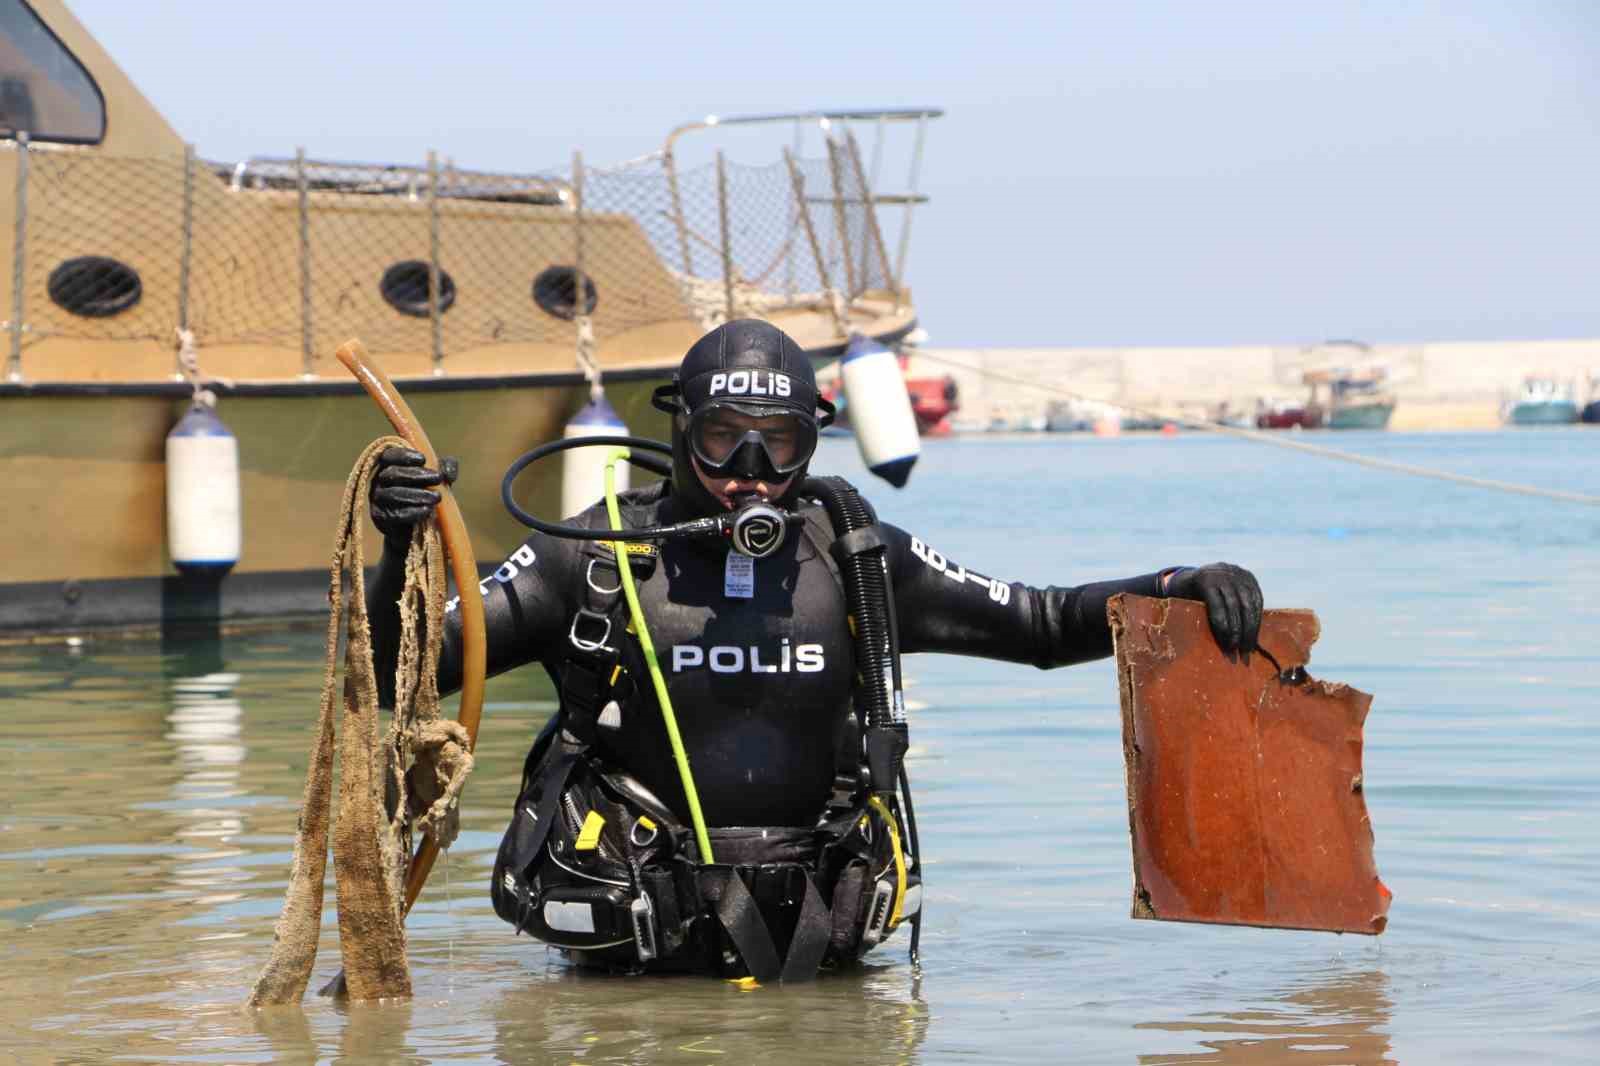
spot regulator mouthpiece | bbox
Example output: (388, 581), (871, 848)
(728, 497), (789, 558)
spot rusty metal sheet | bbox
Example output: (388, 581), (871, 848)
(1109, 594), (1390, 935)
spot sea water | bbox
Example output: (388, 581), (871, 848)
(1, 429), (1596, 1064)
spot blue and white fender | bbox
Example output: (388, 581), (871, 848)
(841, 333), (920, 487)
(165, 401), (241, 579)
(562, 392), (629, 519)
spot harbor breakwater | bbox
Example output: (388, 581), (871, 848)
(910, 337), (1600, 429)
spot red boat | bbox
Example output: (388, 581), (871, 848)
(1255, 397), (1325, 430)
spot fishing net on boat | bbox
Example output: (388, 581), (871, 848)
(6, 134), (899, 380)
(246, 437), (472, 1006)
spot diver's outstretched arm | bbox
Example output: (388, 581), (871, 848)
(882, 524), (1260, 666)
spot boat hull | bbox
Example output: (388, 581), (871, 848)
(1256, 408), (1324, 430)
(1, 370), (671, 633)
(1504, 401), (1579, 425)
(1577, 400), (1600, 424)
(1327, 402), (1395, 430)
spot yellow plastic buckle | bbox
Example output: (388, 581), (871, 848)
(575, 810), (606, 851)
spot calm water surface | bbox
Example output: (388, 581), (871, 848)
(2, 430), (1597, 1064)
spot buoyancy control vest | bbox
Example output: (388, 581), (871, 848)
(489, 479), (921, 980)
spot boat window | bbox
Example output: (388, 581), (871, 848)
(380, 260), (456, 317)
(0, 0), (105, 144)
(48, 256), (141, 317)
(532, 266), (597, 320)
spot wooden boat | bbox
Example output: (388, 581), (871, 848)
(1, 0), (937, 633)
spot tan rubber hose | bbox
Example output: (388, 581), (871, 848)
(335, 338), (487, 917)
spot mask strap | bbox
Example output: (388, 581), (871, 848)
(650, 382), (682, 415)
(816, 396), (837, 429)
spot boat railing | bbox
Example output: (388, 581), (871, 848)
(220, 155), (569, 206)
(2, 117), (930, 383)
(661, 108), (942, 315)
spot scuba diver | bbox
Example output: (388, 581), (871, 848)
(364, 318), (1263, 981)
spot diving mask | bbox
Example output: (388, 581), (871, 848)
(686, 403), (817, 484)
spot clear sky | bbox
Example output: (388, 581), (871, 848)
(69, 0), (1600, 348)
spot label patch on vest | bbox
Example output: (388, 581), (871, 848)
(724, 553), (754, 598)
(671, 640), (824, 673)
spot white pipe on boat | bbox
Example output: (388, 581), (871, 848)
(562, 393), (629, 518)
(166, 401), (241, 578)
(841, 333), (920, 487)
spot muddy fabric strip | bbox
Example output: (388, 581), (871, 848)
(248, 436), (468, 1006)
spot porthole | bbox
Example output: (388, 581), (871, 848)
(532, 265), (597, 320)
(47, 256), (141, 317)
(380, 260), (456, 317)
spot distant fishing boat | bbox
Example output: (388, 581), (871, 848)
(1045, 399), (1091, 433)
(1, 0), (939, 633)
(1502, 377), (1579, 426)
(1255, 397), (1324, 430)
(1306, 367), (1397, 430)
(903, 373), (959, 436)
(1045, 398), (1100, 432)
(1045, 398), (1142, 433)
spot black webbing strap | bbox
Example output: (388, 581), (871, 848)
(706, 868), (783, 983)
(699, 865), (834, 983)
(507, 739), (585, 878)
(500, 736), (587, 933)
(779, 873), (831, 981)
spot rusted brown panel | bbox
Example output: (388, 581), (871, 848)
(1110, 594), (1391, 935)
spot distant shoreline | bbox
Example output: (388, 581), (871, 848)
(922, 405), (1599, 437)
(908, 341), (1600, 433)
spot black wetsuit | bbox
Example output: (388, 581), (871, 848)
(368, 480), (1166, 829)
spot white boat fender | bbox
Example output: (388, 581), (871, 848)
(562, 392), (629, 519)
(165, 400), (241, 579)
(840, 333), (920, 488)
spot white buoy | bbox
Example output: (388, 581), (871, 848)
(840, 333), (920, 487)
(166, 400), (241, 578)
(562, 392), (629, 518)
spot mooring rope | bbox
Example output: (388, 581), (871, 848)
(247, 436), (472, 1007)
(910, 350), (1600, 507)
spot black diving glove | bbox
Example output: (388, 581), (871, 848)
(370, 446), (458, 546)
(1163, 562), (1263, 655)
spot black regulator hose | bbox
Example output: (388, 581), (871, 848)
(805, 476), (904, 745)
(502, 435), (804, 559)
(501, 436), (715, 542)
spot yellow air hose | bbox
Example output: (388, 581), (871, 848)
(603, 449), (715, 863)
(866, 794), (908, 928)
